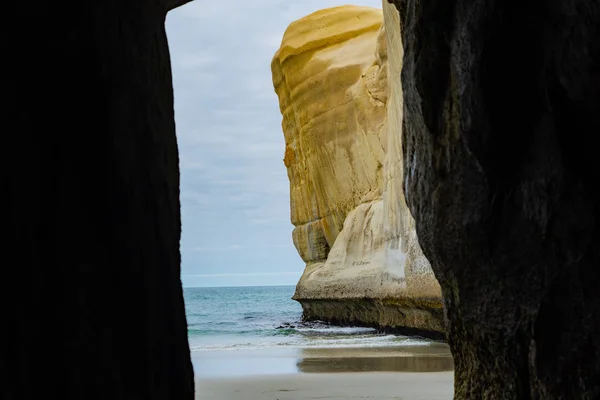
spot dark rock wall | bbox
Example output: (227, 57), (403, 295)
(2, 1), (194, 399)
(391, 0), (600, 398)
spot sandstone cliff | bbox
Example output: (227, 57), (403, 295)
(271, 3), (443, 336)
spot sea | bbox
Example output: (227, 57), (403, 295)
(185, 285), (433, 352)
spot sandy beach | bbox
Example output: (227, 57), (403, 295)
(193, 344), (454, 399)
(196, 371), (454, 399)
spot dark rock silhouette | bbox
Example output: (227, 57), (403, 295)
(391, 0), (600, 398)
(3, 1), (194, 399)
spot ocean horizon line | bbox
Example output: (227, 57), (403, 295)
(183, 284), (296, 289)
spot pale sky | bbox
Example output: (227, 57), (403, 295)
(166, 0), (382, 287)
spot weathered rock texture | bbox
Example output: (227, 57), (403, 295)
(3, 1), (194, 399)
(392, 0), (600, 397)
(271, 4), (443, 337)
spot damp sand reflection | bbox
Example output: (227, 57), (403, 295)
(296, 343), (454, 373)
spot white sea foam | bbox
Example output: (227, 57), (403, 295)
(295, 326), (377, 335)
(190, 334), (432, 352)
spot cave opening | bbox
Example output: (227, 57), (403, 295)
(5, 0), (599, 399)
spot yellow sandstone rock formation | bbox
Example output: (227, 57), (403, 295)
(271, 3), (443, 336)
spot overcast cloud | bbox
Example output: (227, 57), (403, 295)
(166, 0), (382, 287)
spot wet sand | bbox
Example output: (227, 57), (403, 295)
(194, 343), (454, 398)
(193, 343), (453, 376)
(297, 344), (453, 373)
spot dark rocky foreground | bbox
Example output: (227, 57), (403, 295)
(3, 1), (195, 399)
(391, 0), (600, 398)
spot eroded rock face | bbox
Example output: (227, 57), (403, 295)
(3, 1), (194, 399)
(392, 0), (600, 397)
(272, 5), (387, 266)
(272, 4), (443, 336)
